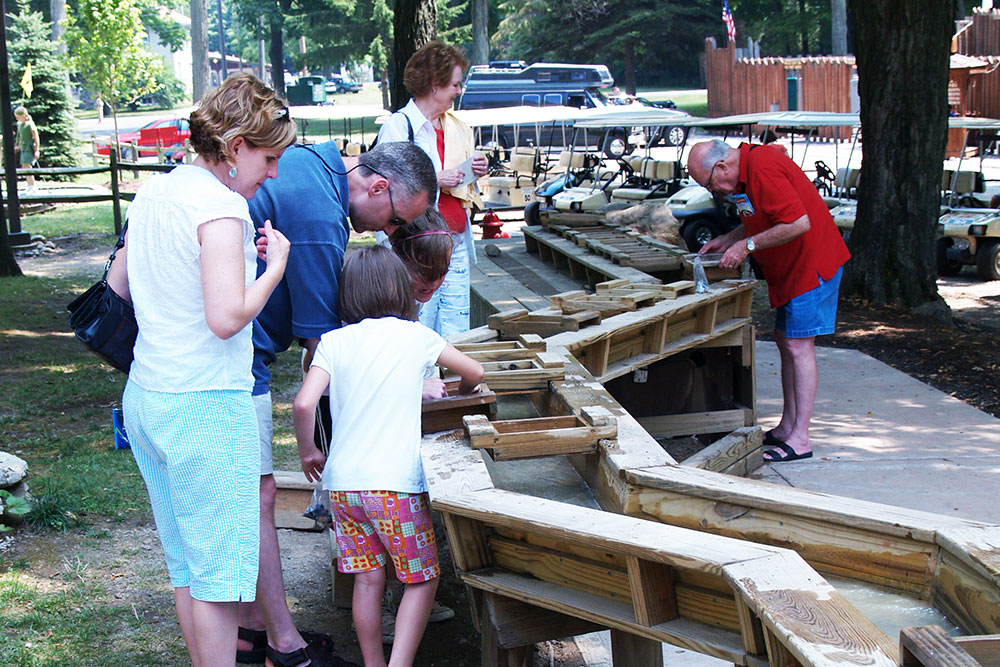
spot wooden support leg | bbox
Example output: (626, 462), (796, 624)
(479, 593), (535, 667)
(762, 629), (799, 667)
(585, 338), (611, 378)
(610, 629), (664, 666)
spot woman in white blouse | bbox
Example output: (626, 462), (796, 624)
(377, 41), (489, 337)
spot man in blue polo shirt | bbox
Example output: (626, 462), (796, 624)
(239, 141), (436, 667)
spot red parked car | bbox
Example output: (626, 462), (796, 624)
(95, 117), (190, 161)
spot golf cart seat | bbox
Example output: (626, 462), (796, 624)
(834, 167), (860, 196)
(610, 159), (675, 202)
(942, 169), (983, 194)
(557, 150), (587, 169)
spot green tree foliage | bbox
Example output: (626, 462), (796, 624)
(139, 0), (188, 52)
(731, 0), (832, 56)
(64, 0), (164, 147)
(8, 1), (77, 171)
(494, 0), (718, 89)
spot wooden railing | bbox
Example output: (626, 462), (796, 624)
(1, 149), (176, 236)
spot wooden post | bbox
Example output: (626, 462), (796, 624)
(610, 629), (663, 666)
(109, 149), (123, 235)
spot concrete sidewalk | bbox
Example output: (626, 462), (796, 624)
(753, 341), (1000, 524)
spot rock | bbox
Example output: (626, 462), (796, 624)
(911, 298), (953, 327)
(605, 201), (684, 247)
(0, 451), (28, 487)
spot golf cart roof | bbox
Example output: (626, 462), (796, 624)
(947, 116), (1000, 129)
(375, 105), (590, 129)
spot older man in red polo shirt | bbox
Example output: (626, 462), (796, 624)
(687, 139), (850, 462)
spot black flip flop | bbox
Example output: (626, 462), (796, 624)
(763, 440), (813, 463)
(237, 628), (338, 664)
(763, 430), (782, 447)
(265, 635), (358, 667)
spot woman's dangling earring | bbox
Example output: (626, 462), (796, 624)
(229, 165), (237, 178)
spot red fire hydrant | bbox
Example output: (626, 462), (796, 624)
(478, 209), (507, 239)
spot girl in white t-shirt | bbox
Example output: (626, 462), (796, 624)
(293, 246), (483, 666)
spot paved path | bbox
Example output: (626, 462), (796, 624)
(754, 341), (1000, 524)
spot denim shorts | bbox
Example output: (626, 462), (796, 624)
(123, 380), (260, 601)
(775, 266), (843, 338)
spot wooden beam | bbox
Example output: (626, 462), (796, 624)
(900, 625), (980, 666)
(637, 408), (752, 439)
(953, 634), (1000, 665)
(627, 556), (679, 626)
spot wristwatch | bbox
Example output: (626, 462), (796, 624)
(746, 236), (756, 253)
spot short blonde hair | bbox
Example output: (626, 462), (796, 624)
(188, 74), (296, 165)
(13, 106), (29, 120)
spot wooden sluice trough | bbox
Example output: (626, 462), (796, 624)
(405, 277), (1000, 665)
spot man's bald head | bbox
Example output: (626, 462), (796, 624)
(687, 139), (737, 194)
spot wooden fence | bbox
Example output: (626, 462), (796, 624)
(953, 9), (1000, 56)
(1, 150), (175, 238)
(964, 55), (1000, 121)
(705, 39), (855, 140)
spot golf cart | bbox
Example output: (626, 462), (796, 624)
(935, 116), (1000, 280)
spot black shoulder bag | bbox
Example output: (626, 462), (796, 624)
(67, 223), (137, 373)
(369, 111), (414, 149)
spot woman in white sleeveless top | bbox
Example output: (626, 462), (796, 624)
(121, 74), (296, 666)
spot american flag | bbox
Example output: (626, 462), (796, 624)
(722, 0), (736, 42)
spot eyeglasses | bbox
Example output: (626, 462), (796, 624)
(705, 161), (723, 191)
(363, 164), (408, 228)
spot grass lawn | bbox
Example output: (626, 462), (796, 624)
(0, 203), (335, 663)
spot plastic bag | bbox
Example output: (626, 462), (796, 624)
(303, 485), (332, 528)
(693, 255), (710, 293)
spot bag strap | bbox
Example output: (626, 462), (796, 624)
(103, 219), (128, 280)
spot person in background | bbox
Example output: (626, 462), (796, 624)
(14, 106), (40, 193)
(293, 246), (484, 667)
(688, 138), (850, 464)
(376, 40), (489, 338)
(95, 92), (105, 125)
(239, 140), (436, 667)
(121, 73), (296, 666)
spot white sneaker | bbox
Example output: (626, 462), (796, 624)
(380, 600), (454, 643)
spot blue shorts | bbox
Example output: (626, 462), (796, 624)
(123, 380), (260, 602)
(775, 266), (843, 338)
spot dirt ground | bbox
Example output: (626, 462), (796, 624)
(9, 240), (1000, 666)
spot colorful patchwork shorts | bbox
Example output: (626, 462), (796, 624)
(330, 490), (440, 584)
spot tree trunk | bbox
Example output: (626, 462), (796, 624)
(381, 68), (390, 109)
(844, 0), (952, 309)
(269, 17), (285, 99)
(831, 0), (847, 55)
(623, 38), (636, 96)
(471, 0), (489, 66)
(49, 0), (66, 48)
(190, 0), (210, 101)
(391, 0), (436, 111)
(799, 0), (809, 54)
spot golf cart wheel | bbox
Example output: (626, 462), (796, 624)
(682, 218), (717, 252)
(666, 126), (685, 146)
(935, 238), (963, 277)
(523, 201), (542, 226)
(602, 131), (630, 159)
(976, 240), (1000, 281)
